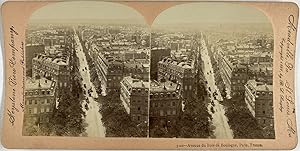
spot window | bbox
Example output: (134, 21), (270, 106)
(160, 110), (164, 116)
(46, 107), (50, 112)
(34, 100), (38, 104)
(28, 108), (32, 114)
(172, 110), (176, 115)
(47, 99), (50, 104)
(138, 107), (141, 111)
(29, 100), (32, 105)
(33, 107), (37, 114)
(262, 111), (265, 114)
(137, 116), (140, 121)
(172, 102), (176, 106)
(41, 107), (44, 113)
(167, 110), (171, 115)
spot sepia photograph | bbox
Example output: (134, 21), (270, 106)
(149, 3), (274, 139)
(23, 1), (274, 139)
(1, 0), (300, 149)
(23, 1), (150, 137)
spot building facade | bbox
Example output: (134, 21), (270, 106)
(25, 44), (45, 77)
(89, 46), (124, 94)
(90, 43), (150, 95)
(24, 77), (57, 125)
(32, 53), (70, 89)
(215, 45), (273, 98)
(120, 76), (149, 124)
(150, 81), (182, 121)
(157, 57), (195, 100)
(150, 47), (171, 80)
(123, 60), (149, 82)
(244, 80), (274, 138)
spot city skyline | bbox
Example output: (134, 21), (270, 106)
(23, 1), (274, 139)
(30, 1), (147, 25)
(30, 2), (271, 28)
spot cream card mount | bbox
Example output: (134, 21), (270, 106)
(0, 0), (299, 150)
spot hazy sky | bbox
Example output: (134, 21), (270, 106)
(30, 2), (270, 26)
(30, 1), (145, 21)
(153, 3), (270, 26)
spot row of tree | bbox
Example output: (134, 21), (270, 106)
(98, 93), (148, 137)
(222, 96), (266, 139)
(51, 42), (86, 136)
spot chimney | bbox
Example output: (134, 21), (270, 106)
(141, 80), (144, 87)
(38, 79), (41, 88)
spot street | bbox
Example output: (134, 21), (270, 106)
(74, 28), (106, 137)
(200, 34), (233, 139)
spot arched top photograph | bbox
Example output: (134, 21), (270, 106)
(23, 1), (274, 140)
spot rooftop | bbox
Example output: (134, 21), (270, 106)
(151, 47), (169, 50)
(249, 63), (273, 73)
(34, 53), (69, 66)
(150, 80), (180, 92)
(26, 77), (55, 90)
(160, 57), (194, 69)
(247, 79), (273, 92)
(123, 76), (149, 89)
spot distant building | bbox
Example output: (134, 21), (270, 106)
(157, 57), (195, 100)
(90, 44), (150, 94)
(249, 52), (272, 64)
(32, 53), (70, 88)
(24, 77), (57, 125)
(124, 51), (148, 61)
(215, 44), (273, 98)
(150, 47), (171, 80)
(244, 80), (274, 138)
(25, 44), (45, 77)
(43, 36), (65, 47)
(90, 48), (124, 94)
(249, 63), (273, 84)
(120, 76), (149, 124)
(150, 80), (182, 121)
(230, 64), (249, 96)
(123, 60), (150, 82)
